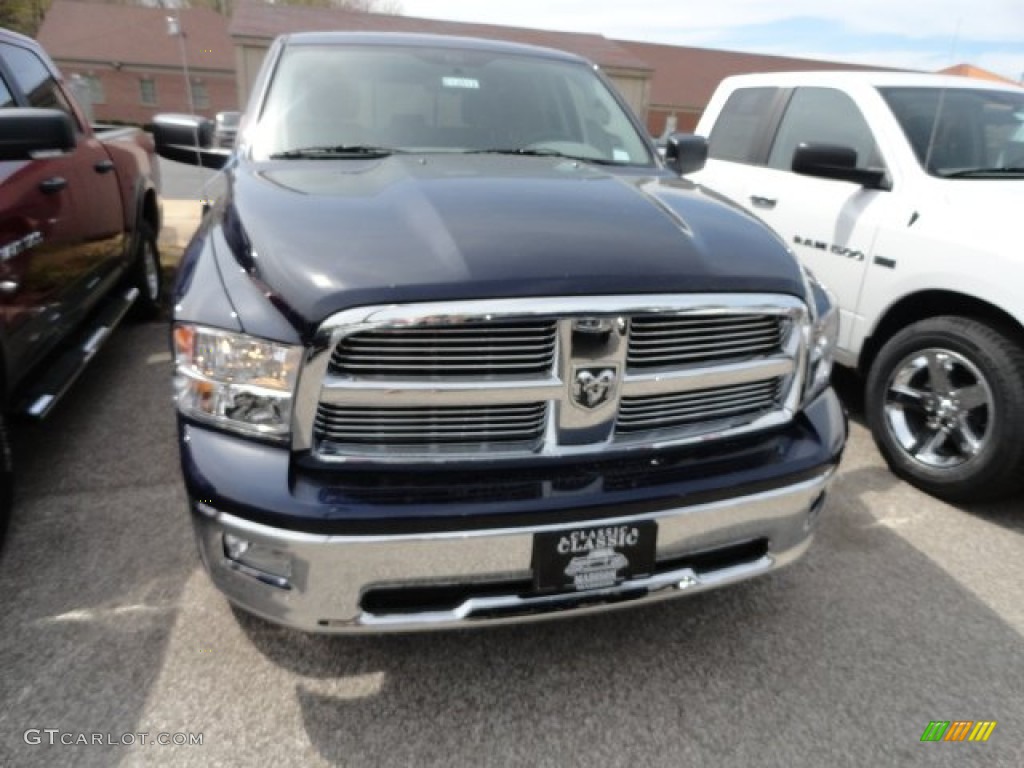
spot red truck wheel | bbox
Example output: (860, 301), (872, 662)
(129, 222), (163, 320)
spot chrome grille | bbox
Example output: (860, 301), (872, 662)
(296, 295), (808, 461)
(330, 320), (557, 378)
(616, 379), (783, 436)
(628, 314), (784, 370)
(315, 402), (547, 454)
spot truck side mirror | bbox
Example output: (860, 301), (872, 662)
(792, 143), (891, 190)
(0, 108), (75, 161)
(151, 113), (229, 170)
(664, 133), (708, 175)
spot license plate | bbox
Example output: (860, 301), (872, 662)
(532, 521), (657, 592)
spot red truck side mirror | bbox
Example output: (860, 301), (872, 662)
(151, 113), (230, 170)
(0, 108), (75, 161)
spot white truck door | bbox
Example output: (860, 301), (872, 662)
(702, 86), (893, 352)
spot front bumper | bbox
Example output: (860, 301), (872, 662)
(193, 469), (833, 632)
(186, 389), (845, 632)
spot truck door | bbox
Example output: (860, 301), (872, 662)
(0, 40), (124, 342)
(703, 86), (891, 352)
(0, 43), (95, 376)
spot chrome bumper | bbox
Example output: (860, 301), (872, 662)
(192, 469), (834, 633)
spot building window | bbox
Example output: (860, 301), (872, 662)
(190, 79), (208, 110)
(83, 73), (105, 104)
(140, 77), (156, 106)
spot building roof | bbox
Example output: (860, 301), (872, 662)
(37, 0), (233, 72)
(229, 0), (650, 72)
(939, 63), (1022, 86)
(616, 39), (893, 109)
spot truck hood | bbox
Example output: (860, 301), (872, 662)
(212, 154), (805, 338)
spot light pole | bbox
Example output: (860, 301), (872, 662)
(164, 5), (207, 204)
(165, 12), (197, 116)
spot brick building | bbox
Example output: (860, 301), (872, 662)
(36, 1), (1011, 136)
(37, 0), (236, 124)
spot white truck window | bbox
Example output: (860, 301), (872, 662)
(879, 86), (1024, 175)
(768, 87), (882, 171)
(707, 86), (777, 163)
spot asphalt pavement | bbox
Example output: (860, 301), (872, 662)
(158, 157), (217, 202)
(1, 322), (1022, 768)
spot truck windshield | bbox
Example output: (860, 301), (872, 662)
(879, 86), (1024, 178)
(250, 43), (653, 166)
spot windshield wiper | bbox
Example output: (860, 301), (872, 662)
(465, 147), (619, 165)
(939, 167), (1024, 178)
(269, 145), (401, 159)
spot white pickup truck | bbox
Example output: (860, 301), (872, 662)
(687, 71), (1024, 502)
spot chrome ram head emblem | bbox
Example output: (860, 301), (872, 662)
(572, 367), (617, 409)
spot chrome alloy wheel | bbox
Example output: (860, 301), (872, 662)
(883, 348), (994, 469)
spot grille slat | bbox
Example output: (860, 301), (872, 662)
(630, 317), (779, 332)
(347, 335), (551, 345)
(315, 403), (548, 450)
(342, 359), (552, 370)
(628, 315), (784, 370)
(628, 345), (783, 364)
(630, 328), (780, 345)
(616, 382), (778, 415)
(617, 379), (782, 435)
(332, 320), (557, 379)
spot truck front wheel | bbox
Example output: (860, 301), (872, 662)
(129, 221), (162, 320)
(866, 316), (1024, 502)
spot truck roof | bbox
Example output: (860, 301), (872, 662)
(0, 26), (41, 47)
(718, 70), (1024, 93)
(280, 31), (589, 66)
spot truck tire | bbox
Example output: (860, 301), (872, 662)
(129, 221), (162, 321)
(0, 412), (12, 552)
(866, 316), (1024, 503)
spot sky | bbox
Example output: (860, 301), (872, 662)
(399, 0), (1024, 82)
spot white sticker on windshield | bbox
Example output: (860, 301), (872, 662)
(612, 149), (630, 162)
(442, 77), (480, 89)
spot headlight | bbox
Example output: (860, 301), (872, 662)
(801, 268), (839, 405)
(173, 324), (302, 441)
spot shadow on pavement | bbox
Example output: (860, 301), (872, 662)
(0, 322), (194, 768)
(236, 461), (1023, 768)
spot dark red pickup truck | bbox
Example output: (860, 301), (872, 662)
(0, 28), (163, 546)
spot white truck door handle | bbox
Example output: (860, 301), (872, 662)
(750, 195), (777, 209)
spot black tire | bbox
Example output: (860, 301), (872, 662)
(865, 316), (1024, 502)
(0, 412), (12, 553)
(128, 221), (162, 321)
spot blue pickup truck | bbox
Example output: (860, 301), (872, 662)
(154, 32), (846, 632)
